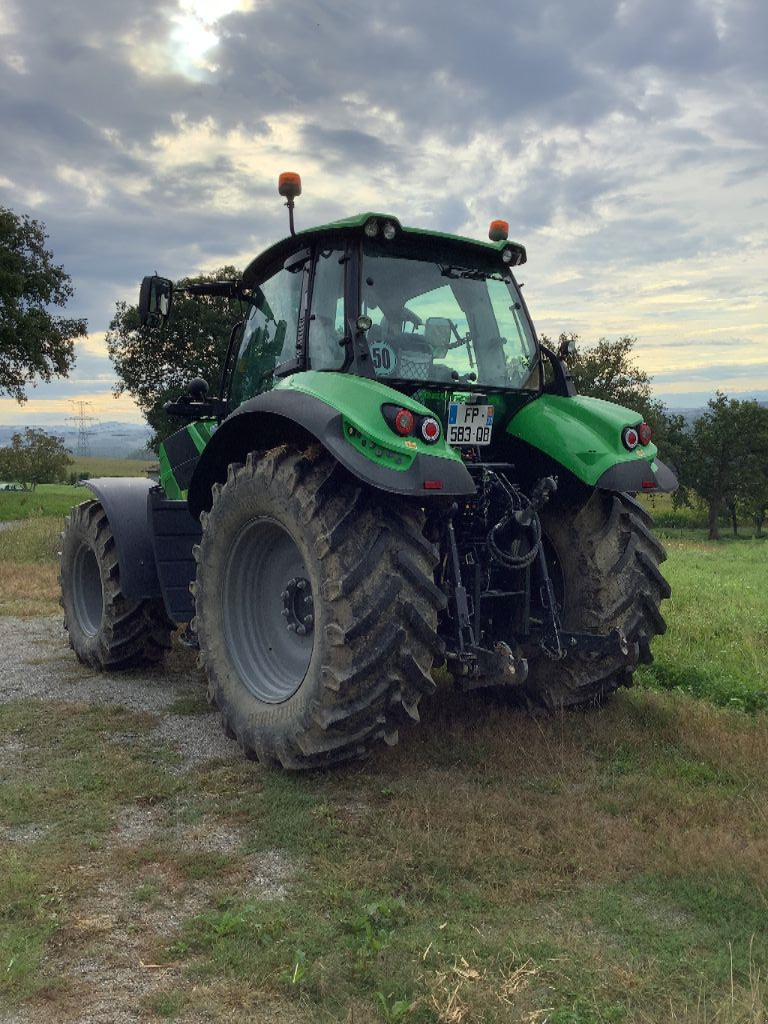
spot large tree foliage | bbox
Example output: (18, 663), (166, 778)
(0, 207), (87, 402)
(682, 393), (768, 540)
(561, 334), (654, 411)
(106, 267), (241, 449)
(0, 428), (72, 490)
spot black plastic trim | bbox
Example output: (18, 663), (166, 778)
(596, 456), (678, 493)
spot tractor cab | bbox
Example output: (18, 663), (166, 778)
(227, 210), (542, 410)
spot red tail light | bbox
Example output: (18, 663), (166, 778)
(638, 422), (652, 446)
(393, 408), (415, 435)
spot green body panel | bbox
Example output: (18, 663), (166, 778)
(158, 419), (217, 499)
(506, 394), (658, 486)
(273, 371), (466, 472)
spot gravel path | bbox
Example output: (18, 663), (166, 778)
(0, 616), (297, 1024)
(0, 616), (234, 764)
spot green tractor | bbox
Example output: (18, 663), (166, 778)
(59, 173), (676, 769)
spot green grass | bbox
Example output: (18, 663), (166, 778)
(636, 536), (768, 711)
(147, 696), (768, 1023)
(1, 681), (767, 1021)
(0, 457), (153, 522)
(1, 496), (767, 1020)
(0, 484), (86, 522)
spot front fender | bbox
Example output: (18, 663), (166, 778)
(83, 478), (161, 599)
(507, 394), (677, 492)
(188, 372), (475, 516)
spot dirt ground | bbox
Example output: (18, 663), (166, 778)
(0, 617), (295, 1024)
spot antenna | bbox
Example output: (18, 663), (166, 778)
(65, 401), (98, 457)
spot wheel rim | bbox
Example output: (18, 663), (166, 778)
(72, 542), (103, 637)
(223, 517), (314, 703)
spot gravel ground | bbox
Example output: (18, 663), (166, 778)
(0, 616), (296, 1024)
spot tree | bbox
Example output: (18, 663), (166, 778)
(0, 428), (72, 490)
(0, 207), (87, 402)
(682, 393), (768, 540)
(106, 267), (240, 449)
(561, 334), (654, 412)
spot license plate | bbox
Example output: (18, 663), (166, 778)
(447, 402), (494, 446)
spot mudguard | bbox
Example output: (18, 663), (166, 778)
(507, 393), (677, 493)
(84, 478), (162, 599)
(188, 373), (475, 516)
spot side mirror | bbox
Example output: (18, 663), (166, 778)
(139, 275), (173, 327)
(424, 317), (452, 358)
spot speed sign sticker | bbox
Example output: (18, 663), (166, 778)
(369, 341), (396, 376)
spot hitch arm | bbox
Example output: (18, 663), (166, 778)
(446, 506), (476, 653)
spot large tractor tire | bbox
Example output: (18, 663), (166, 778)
(192, 445), (445, 769)
(524, 489), (670, 709)
(59, 500), (174, 670)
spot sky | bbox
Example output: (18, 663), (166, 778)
(1, 0), (767, 426)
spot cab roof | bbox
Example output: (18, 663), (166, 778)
(241, 213), (527, 287)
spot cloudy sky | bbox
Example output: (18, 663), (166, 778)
(1, 0), (766, 425)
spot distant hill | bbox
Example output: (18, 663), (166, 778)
(0, 422), (153, 460)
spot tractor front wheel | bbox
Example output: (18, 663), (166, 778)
(59, 500), (174, 670)
(192, 446), (445, 769)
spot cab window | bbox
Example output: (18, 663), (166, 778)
(229, 267), (303, 406)
(308, 248), (346, 371)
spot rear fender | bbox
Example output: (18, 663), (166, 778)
(188, 375), (475, 516)
(83, 478), (161, 599)
(507, 394), (677, 493)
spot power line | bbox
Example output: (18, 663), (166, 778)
(65, 401), (98, 457)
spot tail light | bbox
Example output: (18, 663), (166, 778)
(393, 408), (414, 435)
(622, 426), (640, 450)
(420, 417), (441, 444)
(638, 422), (652, 446)
(381, 404), (441, 444)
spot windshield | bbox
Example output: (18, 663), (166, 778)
(361, 250), (539, 390)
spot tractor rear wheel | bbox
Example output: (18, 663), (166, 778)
(192, 445), (445, 769)
(524, 489), (670, 708)
(59, 500), (174, 670)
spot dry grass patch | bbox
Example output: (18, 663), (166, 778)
(0, 562), (59, 616)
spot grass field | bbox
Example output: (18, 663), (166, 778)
(0, 457), (153, 523)
(1, 494), (766, 1022)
